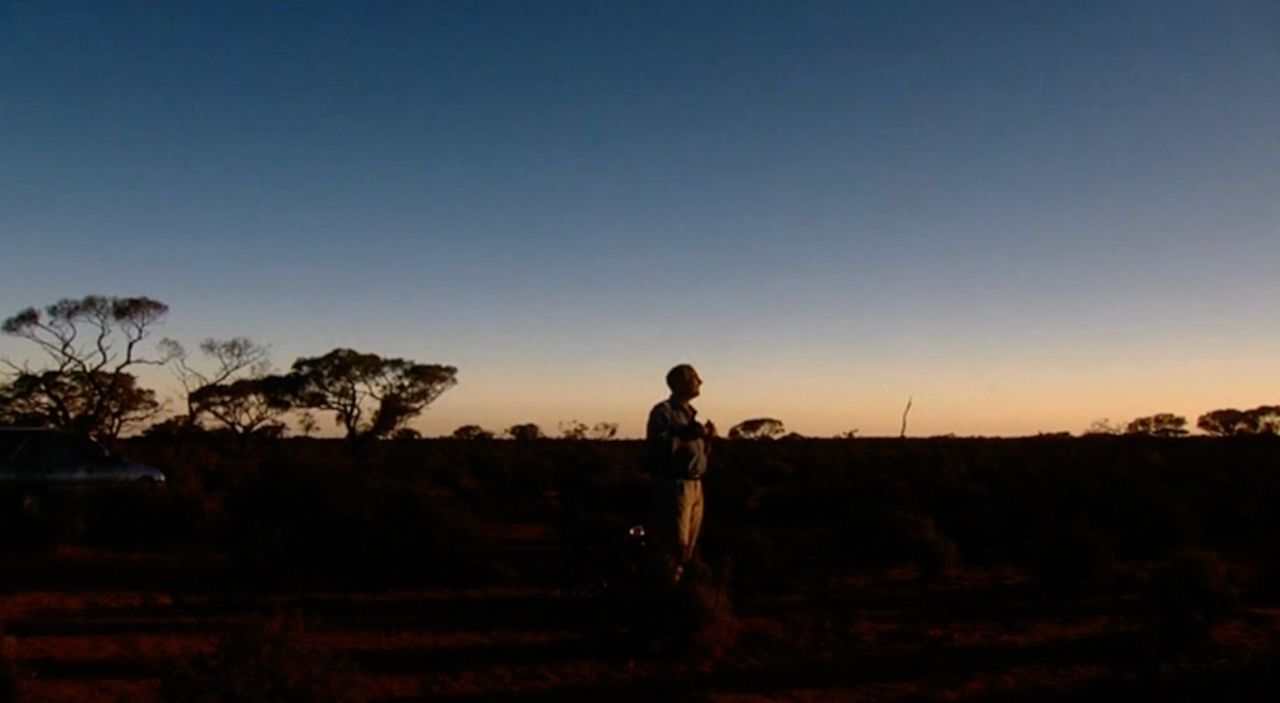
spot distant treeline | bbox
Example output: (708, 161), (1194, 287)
(2, 295), (1277, 448)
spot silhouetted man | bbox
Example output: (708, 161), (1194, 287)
(646, 364), (716, 581)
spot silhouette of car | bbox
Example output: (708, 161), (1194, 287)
(0, 427), (165, 517)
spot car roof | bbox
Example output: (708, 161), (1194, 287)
(0, 427), (93, 440)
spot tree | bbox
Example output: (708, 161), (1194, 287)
(159, 337), (270, 431)
(96, 373), (164, 439)
(277, 348), (457, 454)
(188, 377), (290, 445)
(0, 370), (162, 440)
(1197, 409), (1251, 436)
(1125, 413), (1188, 438)
(1197, 406), (1280, 436)
(588, 422), (619, 440)
(142, 416), (206, 441)
(452, 424), (495, 440)
(1084, 418), (1123, 436)
(0, 376), (49, 427)
(558, 420), (618, 440)
(506, 423), (543, 441)
(728, 417), (785, 440)
(2, 295), (173, 438)
(558, 420), (589, 440)
(1248, 405), (1280, 434)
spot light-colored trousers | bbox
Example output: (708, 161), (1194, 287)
(651, 477), (704, 566)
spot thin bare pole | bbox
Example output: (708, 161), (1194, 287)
(900, 396), (913, 439)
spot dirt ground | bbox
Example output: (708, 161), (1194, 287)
(4, 529), (1280, 703)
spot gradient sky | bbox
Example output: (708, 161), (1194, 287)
(2, 1), (1278, 438)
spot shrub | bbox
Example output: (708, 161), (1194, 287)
(1032, 518), (1116, 591)
(634, 559), (739, 658)
(826, 507), (957, 574)
(1105, 479), (1200, 558)
(678, 560), (739, 656)
(1144, 551), (1239, 642)
(159, 612), (364, 703)
(226, 461), (496, 589)
(913, 524), (961, 584)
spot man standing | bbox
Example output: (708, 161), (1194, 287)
(646, 364), (716, 580)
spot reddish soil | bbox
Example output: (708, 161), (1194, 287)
(4, 535), (1280, 703)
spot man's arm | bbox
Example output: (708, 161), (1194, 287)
(646, 403), (679, 453)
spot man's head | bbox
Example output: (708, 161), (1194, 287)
(666, 364), (702, 401)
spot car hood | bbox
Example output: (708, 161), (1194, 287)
(120, 462), (166, 482)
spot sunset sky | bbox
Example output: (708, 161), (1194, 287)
(2, 1), (1277, 438)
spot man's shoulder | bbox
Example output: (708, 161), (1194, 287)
(650, 398), (697, 425)
(650, 398), (676, 415)
(648, 399), (683, 428)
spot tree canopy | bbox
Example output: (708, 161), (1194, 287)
(189, 376), (290, 442)
(506, 423), (544, 441)
(2, 295), (173, 438)
(453, 424), (495, 440)
(557, 420), (619, 440)
(276, 348), (457, 453)
(728, 417), (786, 440)
(160, 336), (271, 431)
(1125, 413), (1189, 438)
(1197, 406), (1280, 436)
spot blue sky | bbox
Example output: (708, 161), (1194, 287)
(2, 1), (1278, 437)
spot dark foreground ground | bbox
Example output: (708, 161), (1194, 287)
(3, 435), (1280, 702)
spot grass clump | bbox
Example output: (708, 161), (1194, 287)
(624, 558), (739, 659)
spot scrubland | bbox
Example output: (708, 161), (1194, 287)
(3, 434), (1280, 702)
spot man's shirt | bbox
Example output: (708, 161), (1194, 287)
(645, 397), (709, 480)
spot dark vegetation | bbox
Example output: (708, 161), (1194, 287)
(7, 433), (1278, 602)
(1, 433), (1278, 700)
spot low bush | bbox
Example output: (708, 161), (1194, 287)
(1144, 551), (1239, 642)
(1031, 517), (1116, 591)
(226, 461), (496, 589)
(826, 507), (957, 573)
(1103, 477), (1201, 558)
(159, 612), (364, 703)
(678, 560), (740, 656)
(630, 558), (739, 658)
(912, 521), (961, 584)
